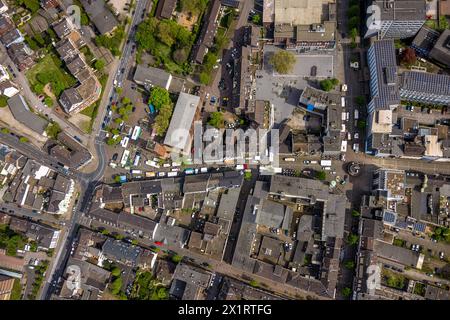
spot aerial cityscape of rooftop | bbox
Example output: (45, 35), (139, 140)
(1, 0), (450, 306)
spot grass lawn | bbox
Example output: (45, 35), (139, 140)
(26, 55), (77, 96)
(82, 74), (108, 133)
(80, 103), (96, 118)
(10, 279), (22, 300)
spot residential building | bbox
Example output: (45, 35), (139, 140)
(365, 0), (426, 40)
(79, 0), (118, 35)
(0, 29), (24, 47)
(192, 0), (221, 64)
(133, 65), (173, 91)
(46, 132), (92, 169)
(169, 263), (212, 300)
(6, 43), (35, 71)
(155, 0), (177, 19)
(53, 21), (102, 114)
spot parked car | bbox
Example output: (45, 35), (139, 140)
(112, 153), (118, 161)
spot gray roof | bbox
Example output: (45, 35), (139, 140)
(411, 26), (440, 55)
(133, 64), (172, 90)
(155, 0), (177, 19)
(153, 223), (190, 248)
(368, 40), (400, 110)
(372, 0), (427, 21)
(429, 29), (450, 67)
(255, 199), (286, 229)
(269, 175), (346, 240)
(59, 88), (83, 112)
(163, 92), (200, 150)
(7, 95), (48, 134)
(399, 71), (450, 96)
(101, 238), (142, 265)
(374, 240), (422, 268)
(79, 0), (119, 35)
(216, 187), (240, 220)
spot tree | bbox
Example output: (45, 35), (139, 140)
(347, 233), (359, 246)
(111, 267), (121, 277)
(23, 0), (40, 13)
(199, 72), (211, 85)
(244, 171), (252, 181)
(121, 97), (131, 105)
(153, 104), (173, 136)
(81, 13), (89, 26)
(355, 96), (365, 107)
(347, 5), (360, 17)
(344, 260), (355, 269)
(114, 175), (122, 183)
(252, 14), (261, 25)
(19, 137), (28, 143)
(400, 47), (416, 66)
(269, 50), (296, 74)
(342, 287), (352, 298)
(1, 128), (10, 134)
(315, 171), (326, 180)
(172, 48), (188, 64)
(180, 0), (208, 15)
(110, 277), (122, 295)
(149, 87), (171, 110)
(0, 95), (7, 108)
(438, 16), (449, 31)
(156, 20), (175, 47)
(45, 122), (61, 139)
(349, 28), (358, 40)
(171, 254), (183, 264)
(207, 112), (224, 128)
(357, 119), (366, 130)
(94, 59), (106, 71)
(351, 210), (360, 217)
(155, 287), (169, 300)
(34, 83), (44, 94)
(348, 16), (360, 30)
(249, 280), (259, 287)
(44, 96), (53, 107)
(320, 79), (336, 92)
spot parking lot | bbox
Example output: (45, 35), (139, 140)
(397, 104), (449, 126)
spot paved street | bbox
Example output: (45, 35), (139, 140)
(39, 0), (151, 300)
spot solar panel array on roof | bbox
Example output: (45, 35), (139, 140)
(395, 221), (408, 229)
(413, 222), (426, 233)
(383, 210), (397, 224)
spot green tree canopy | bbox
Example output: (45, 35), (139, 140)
(149, 87), (171, 110)
(45, 122), (61, 139)
(207, 112), (224, 128)
(269, 50), (296, 74)
(315, 171), (326, 180)
(94, 59), (106, 71)
(0, 95), (8, 108)
(347, 233), (359, 246)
